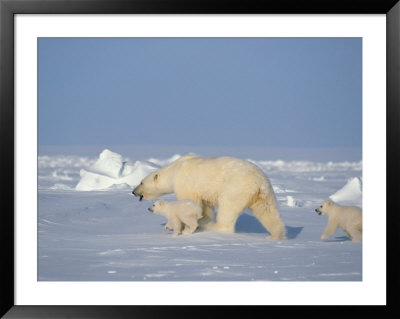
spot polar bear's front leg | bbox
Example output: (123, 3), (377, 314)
(212, 207), (241, 233)
(163, 223), (172, 231)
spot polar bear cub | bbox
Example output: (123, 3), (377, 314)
(315, 200), (362, 242)
(148, 199), (202, 236)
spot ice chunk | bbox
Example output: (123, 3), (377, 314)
(329, 177), (362, 204)
(147, 154), (181, 166)
(286, 196), (307, 207)
(75, 149), (158, 191)
(88, 149), (126, 178)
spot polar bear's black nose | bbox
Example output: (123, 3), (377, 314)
(132, 187), (140, 197)
(132, 189), (143, 201)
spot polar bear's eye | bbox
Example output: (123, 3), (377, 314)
(320, 205), (323, 208)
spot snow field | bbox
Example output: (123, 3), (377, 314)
(38, 148), (362, 281)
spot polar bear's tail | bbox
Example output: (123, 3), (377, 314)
(250, 184), (286, 240)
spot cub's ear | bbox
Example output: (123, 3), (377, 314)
(154, 174), (159, 181)
(327, 201), (333, 206)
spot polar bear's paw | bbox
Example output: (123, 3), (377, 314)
(266, 233), (286, 241)
(203, 222), (235, 233)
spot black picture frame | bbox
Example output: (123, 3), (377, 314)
(1, 0), (399, 317)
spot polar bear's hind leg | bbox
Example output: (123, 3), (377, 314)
(250, 196), (286, 240)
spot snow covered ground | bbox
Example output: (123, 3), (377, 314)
(38, 146), (362, 281)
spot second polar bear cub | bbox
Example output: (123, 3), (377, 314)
(149, 199), (202, 236)
(315, 200), (362, 242)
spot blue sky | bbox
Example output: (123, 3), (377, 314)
(38, 38), (362, 148)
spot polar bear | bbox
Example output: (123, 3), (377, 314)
(133, 154), (286, 240)
(315, 200), (362, 242)
(148, 199), (202, 236)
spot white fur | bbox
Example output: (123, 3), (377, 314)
(316, 200), (362, 242)
(134, 154), (286, 240)
(150, 199), (202, 236)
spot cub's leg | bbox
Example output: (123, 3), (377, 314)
(181, 212), (200, 234)
(182, 220), (199, 234)
(321, 218), (338, 240)
(170, 216), (183, 236)
(342, 229), (352, 239)
(163, 222), (172, 231)
(198, 203), (214, 229)
(348, 228), (362, 242)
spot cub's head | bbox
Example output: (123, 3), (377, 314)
(315, 200), (334, 216)
(132, 169), (171, 201)
(148, 200), (167, 215)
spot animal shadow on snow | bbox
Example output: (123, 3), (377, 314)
(236, 213), (303, 239)
(158, 214), (303, 239)
(323, 236), (352, 242)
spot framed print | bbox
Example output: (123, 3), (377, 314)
(1, 0), (399, 317)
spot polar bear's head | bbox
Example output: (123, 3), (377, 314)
(132, 154), (198, 201)
(315, 200), (334, 215)
(132, 168), (172, 201)
(148, 200), (167, 216)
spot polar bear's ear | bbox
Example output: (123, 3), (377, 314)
(154, 174), (159, 181)
(327, 201), (333, 206)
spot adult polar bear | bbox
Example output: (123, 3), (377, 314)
(132, 154), (286, 240)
